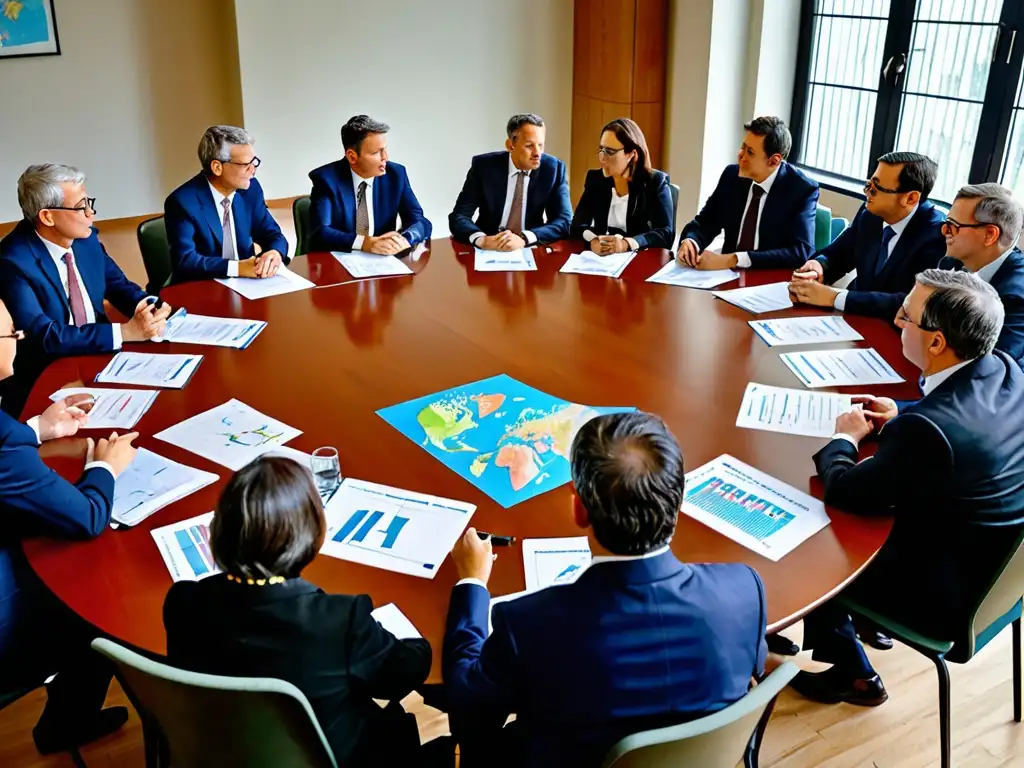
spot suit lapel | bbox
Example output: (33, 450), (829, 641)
(494, 155), (511, 224)
(195, 178), (224, 252)
(73, 237), (107, 317)
(232, 194), (252, 258)
(340, 164), (357, 233)
(991, 249), (1024, 286)
(372, 170), (385, 234)
(27, 233), (70, 315)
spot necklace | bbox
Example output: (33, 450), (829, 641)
(225, 573), (286, 586)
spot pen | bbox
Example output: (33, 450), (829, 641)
(476, 531), (517, 546)
(146, 296), (165, 310)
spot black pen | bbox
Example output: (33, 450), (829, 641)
(146, 296), (165, 310)
(476, 531), (517, 546)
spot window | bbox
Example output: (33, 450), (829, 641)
(792, 0), (1024, 204)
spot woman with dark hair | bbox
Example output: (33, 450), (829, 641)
(571, 118), (675, 253)
(163, 456), (452, 767)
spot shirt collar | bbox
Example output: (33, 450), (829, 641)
(508, 155), (532, 178)
(887, 203), (919, 236)
(351, 170), (375, 190)
(973, 246), (1015, 284)
(208, 181), (235, 207)
(589, 543), (671, 566)
(753, 165), (781, 195)
(34, 231), (71, 260)
(922, 358), (976, 396)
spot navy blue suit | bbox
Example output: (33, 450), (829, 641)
(570, 169), (675, 250)
(444, 552), (767, 768)
(164, 173), (289, 282)
(814, 203), (946, 319)
(449, 152), (571, 244)
(308, 161), (431, 252)
(680, 163), (819, 269)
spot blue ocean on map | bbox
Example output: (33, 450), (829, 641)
(0, 1), (51, 48)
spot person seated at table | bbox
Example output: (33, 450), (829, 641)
(570, 118), (674, 254)
(789, 152), (945, 318)
(791, 270), (1024, 706)
(677, 116), (818, 271)
(164, 456), (453, 768)
(443, 411), (768, 768)
(449, 113), (571, 250)
(938, 183), (1024, 364)
(164, 125), (289, 283)
(308, 115), (432, 255)
(0, 164), (171, 418)
(0, 297), (139, 756)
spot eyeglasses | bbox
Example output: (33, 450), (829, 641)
(896, 307), (937, 331)
(47, 198), (96, 215)
(0, 330), (25, 341)
(864, 179), (902, 197)
(222, 156), (261, 170)
(597, 146), (625, 158)
(941, 217), (997, 237)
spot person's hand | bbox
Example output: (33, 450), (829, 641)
(366, 232), (406, 255)
(676, 238), (699, 267)
(88, 431), (139, 477)
(37, 394), (94, 441)
(835, 409), (874, 443)
(451, 527), (494, 584)
(696, 251), (739, 271)
(236, 257), (261, 278)
(851, 395), (899, 429)
(495, 231), (527, 251)
(254, 250), (283, 277)
(592, 236), (628, 256)
(476, 234), (501, 251)
(121, 298), (172, 342)
(792, 260), (824, 283)
(389, 233), (411, 252)
(788, 278), (839, 307)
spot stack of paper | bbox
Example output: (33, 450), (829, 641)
(215, 266), (315, 300)
(112, 448), (218, 527)
(749, 316), (864, 346)
(49, 387), (158, 430)
(95, 353), (203, 389)
(522, 537), (592, 591)
(646, 260), (738, 289)
(780, 348), (904, 388)
(473, 248), (537, 272)
(371, 603), (422, 640)
(736, 383), (855, 438)
(160, 310), (267, 349)
(152, 511), (219, 582)
(559, 250), (637, 279)
(332, 251), (414, 278)
(712, 282), (793, 314)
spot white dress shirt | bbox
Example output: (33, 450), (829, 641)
(351, 172), (376, 252)
(469, 156), (537, 246)
(582, 187), (640, 251)
(833, 203), (919, 312)
(973, 246), (1014, 284)
(23, 414), (116, 478)
(35, 233), (122, 348)
(208, 182), (241, 278)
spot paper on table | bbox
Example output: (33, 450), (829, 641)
(473, 247), (538, 272)
(646, 259), (738, 289)
(749, 316), (864, 347)
(780, 348), (904, 388)
(95, 352), (203, 389)
(215, 266), (315, 300)
(736, 383), (856, 439)
(522, 537), (592, 591)
(154, 398), (302, 470)
(332, 251), (415, 278)
(151, 511), (219, 582)
(559, 250), (637, 279)
(49, 387), (158, 429)
(371, 603), (422, 640)
(112, 448), (219, 527)
(681, 454), (830, 562)
(711, 282), (793, 314)
(160, 310), (266, 349)
(488, 590), (531, 634)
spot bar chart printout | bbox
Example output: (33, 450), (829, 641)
(522, 537), (593, 591)
(321, 479), (476, 578)
(151, 512), (220, 582)
(681, 455), (830, 562)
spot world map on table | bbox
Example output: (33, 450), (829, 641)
(378, 374), (634, 507)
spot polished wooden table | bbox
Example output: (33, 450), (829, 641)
(22, 240), (907, 679)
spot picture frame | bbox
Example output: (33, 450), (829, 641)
(0, 0), (60, 60)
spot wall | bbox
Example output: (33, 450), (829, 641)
(0, 0), (243, 224)
(233, 0), (574, 238)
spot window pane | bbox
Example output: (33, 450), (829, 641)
(915, 0), (1001, 23)
(897, 96), (983, 202)
(1000, 69), (1024, 198)
(802, 86), (878, 178)
(810, 17), (889, 89)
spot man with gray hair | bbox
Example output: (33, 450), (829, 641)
(0, 164), (170, 417)
(938, 182), (1024, 363)
(164, 125), (289, 282)
(791, 269), (1024, 708)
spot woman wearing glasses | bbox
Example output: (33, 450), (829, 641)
(570, 118), (675, 254)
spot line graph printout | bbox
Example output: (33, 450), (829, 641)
(95, 352), (203, 389)
(749, 316), (864, 347)
(160, 311), (267, 348)
(151, 511), (219, 582)
(780, 348), (904, 388)
(321, 478), (476, 578)
(111, 448), (218, 527)
(681, 455), (829, 562)
(522, 537), (592, 591)
(736, 383), (855, 439)
(49, 387), (158, 430)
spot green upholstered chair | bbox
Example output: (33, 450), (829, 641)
(136, 216), (173, 294)
(292, 195), (312, 257)
(830, 216), (849, 243)
(814, 204), (833, 251)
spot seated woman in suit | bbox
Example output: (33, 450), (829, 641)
(164, 456), (452, 767)
(571, 118), (675, 253)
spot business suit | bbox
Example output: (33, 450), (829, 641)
(570, 169), (675, 250)
(449, 152), (571, 244)
(680, 162), (819, 269)
(164, 173), (289, 282)
(308, 161), (431, 253)
(165, 576), (435, 767)
(814, 203), (946, 319)
(443, 552), (767, 768)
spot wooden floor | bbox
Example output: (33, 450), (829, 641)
(1, 208), (1022, 766)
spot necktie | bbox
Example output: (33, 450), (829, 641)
(62, 252), (89, 327)
(737, 184), (765, 251)
(506, 171), (526, 235)
(356, 181), (370, 237)
(875, 226), (896, 277)
(220, 197), (236, 260)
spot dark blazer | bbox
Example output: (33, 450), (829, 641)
(680, 162), (819, 269)
(449, 152), (571, 244)
(812, 352), (1024, 637)
(308, 161), (431, 253)
(939, 250), (1024, 365)
(165, 576), (431, 767)
(814, 202), (946, 318)
(570, 169), (675, 250)
(443, 552), (767, 768)
(164, 173), (289, 282)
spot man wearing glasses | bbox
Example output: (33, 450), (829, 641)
(789, 152), (945, 318)
(164, 125), (289, 282)
(0, 164), (170, 417)
(938, 183), (1024, 364)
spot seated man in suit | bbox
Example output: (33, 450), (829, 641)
(444, 411), (767, 768)
(938, 183), (1024, 364)
(449, 113), (571, 249)
(0, 164), (171, 417)
(164, 125), (289, 282)
(791, 270), (1024, 706)
(677, 116), (818, 270)
(789, 152), (945, 318)
(308, 115), (432, 254)
(0, 297), (139, 755)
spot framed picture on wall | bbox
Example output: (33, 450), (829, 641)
(0, 0), (60, 60)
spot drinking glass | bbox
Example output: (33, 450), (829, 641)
(311, 446), (342, 498)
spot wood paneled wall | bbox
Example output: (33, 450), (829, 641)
(571, 0), (669, 203)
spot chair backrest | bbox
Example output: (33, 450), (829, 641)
(601, 662), (799, 768)
(967, 528), (1024, 657)
(830, 216), (849, 244)
(814, 204), (833, 251)
(293, 196), (312, 257)
(668, 182), (680, 233)
(92, 638), (337, 768)
(137, 216), (173, 294)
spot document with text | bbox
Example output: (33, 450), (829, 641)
(112, 448), (218, 527)
(711, 282), (793, 314)
(522, 537), (592, 591)
(160, 310), (266, 349)
(780, 348), (904, 388)
(749, 316), (864, 347)
(49, 387), (158, 430)
(559, 250), (637, 279)
(646, 260), (738, 289)
(473, 247), (538, 272)
(332, 251), (415, 278)
(215, 266), (315, 300)
(95, 352), (203, 389)
(736, 383), (856, 438)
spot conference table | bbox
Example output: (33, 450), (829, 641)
(22, 239), (909, 681)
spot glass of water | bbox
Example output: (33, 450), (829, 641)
(311, 447), (342, 499)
